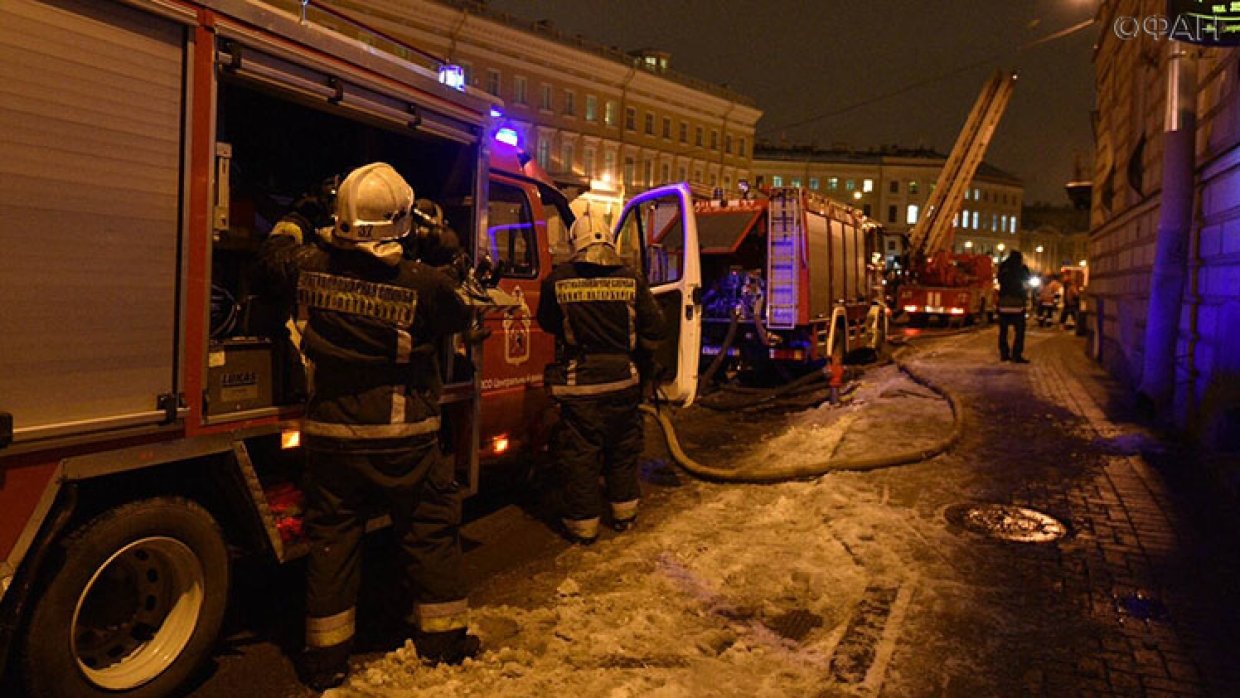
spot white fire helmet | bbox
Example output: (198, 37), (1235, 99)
(568, 210), (615, 255)
(333, 163), (414, 242)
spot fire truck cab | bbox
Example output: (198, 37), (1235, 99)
(0, 1), (703, 694)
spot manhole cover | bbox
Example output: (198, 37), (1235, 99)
(944, 503), (1067, 543)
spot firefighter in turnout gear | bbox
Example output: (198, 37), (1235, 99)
(536, 210), (665, 545)
(260, 163), (480, 690)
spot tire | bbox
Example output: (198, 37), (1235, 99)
(22, 497), (230, 698)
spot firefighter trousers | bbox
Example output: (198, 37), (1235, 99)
(303, 435), (467, 648)
(555, 386), (644, 533)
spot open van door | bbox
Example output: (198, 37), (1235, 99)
(613, 183), (702, 406)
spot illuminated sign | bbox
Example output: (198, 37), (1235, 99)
(1166, 1), (1240, 45)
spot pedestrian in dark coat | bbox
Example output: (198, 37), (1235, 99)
(996, 250), (1032, 363)
(536, 210), (665, 544)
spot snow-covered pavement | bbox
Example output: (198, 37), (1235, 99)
(326, 328), (1240, 697)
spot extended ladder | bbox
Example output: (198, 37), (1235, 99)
(907, 70), (1017, 258)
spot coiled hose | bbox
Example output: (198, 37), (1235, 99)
(641, 342), (965, 482)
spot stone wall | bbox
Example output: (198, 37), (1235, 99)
(1090, 0), (1240, 448)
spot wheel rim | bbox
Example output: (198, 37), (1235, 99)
(70, 536), (205, 691)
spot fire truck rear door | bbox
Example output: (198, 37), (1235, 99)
(613, 183), (702, 407)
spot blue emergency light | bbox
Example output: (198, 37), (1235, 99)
(438, 63), (466, 91)
(495, 127), (520, 147)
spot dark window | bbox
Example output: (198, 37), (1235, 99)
(889, 180), (899, 194)
(486, 181), (538, 278)
(887, 205), (897, 223)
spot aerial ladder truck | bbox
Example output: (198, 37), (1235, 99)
(897, 70), (1017, 326)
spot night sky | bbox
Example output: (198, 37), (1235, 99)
(487, 0), (1101, 204)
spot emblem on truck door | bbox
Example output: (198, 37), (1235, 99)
(503, 286), (531, 366)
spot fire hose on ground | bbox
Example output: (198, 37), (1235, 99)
(641, 340), (966, 482)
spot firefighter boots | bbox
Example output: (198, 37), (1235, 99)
(297, 641), (351, 692)
(414, 628), (482, 665)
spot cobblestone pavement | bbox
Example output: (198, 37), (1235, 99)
(864, 326), (1240, 696)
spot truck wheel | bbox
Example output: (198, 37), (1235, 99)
(21, 497), (230, 698)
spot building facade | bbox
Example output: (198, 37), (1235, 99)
(275, 0), (761, 199)
(1089, 0), (1240, 450)
(752, 145), (1025, 265)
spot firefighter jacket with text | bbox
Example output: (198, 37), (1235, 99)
(536, 259), (665, 397)
(259, 232), (470, 447)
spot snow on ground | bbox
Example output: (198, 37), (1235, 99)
(330, 363), (955, 697)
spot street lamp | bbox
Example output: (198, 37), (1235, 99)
(964, 240), (974, 249)
(852, 191), (863, 201)
(1035, 245), (1044, 253)
(997, 243), (1006, 252)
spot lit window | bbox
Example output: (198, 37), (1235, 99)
(604, 151), (616, 179)
(537, 139), (551, 170)
(791, 177), (801, 188)
(1010, 216), (1018, 233)
(908, 180), (919, 195)
(961, 209), (968, 226)
(863, 179), (873, 192)
(845, 179), (855, 191)
(907, 204), (919, 224)
(585, 95), (597, 121)
(809, 177), (820, 190)
(972, 211), (979, 229)
(772, 175), (784, 187)
(992, 214), (998, 231)
(828, 177), (839, 191)
(605, 101), (617, 127)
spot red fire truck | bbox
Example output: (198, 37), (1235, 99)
(0, 1), (704, 694)
(694, 188), (887, 367)
(896, 71), (1016, 327)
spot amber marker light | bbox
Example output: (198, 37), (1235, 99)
(281, 429), (301, 450)
(492, 435), (510, 454)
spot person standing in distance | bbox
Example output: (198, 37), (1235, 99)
(260, 163), (480, 690)
(996, 249), (1033, 363)
(536, 210), (665, 545)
